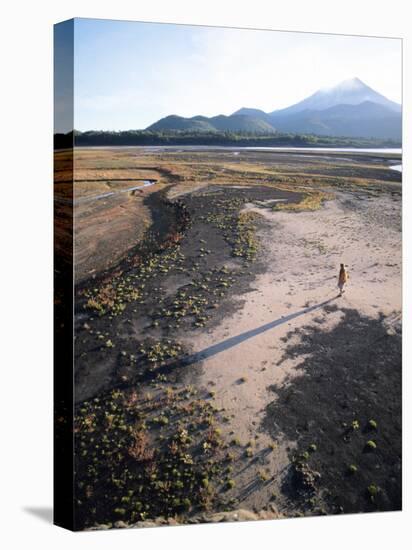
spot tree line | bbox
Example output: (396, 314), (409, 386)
(54, 130), (400, 149)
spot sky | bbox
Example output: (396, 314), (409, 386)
(66, 18), (401, 132)
(54, 20), (73, 134)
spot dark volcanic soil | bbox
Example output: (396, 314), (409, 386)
(263, 304), (402, 515)
(73, 183), (303, 529)
(72, 178), (402, 528)
(74, 184), (300, 402)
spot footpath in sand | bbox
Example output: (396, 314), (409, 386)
(184, 192), (401, 513)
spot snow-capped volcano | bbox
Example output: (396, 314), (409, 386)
(269, 77), (400, 115)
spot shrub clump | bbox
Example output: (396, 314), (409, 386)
(365, 440), (377, 451)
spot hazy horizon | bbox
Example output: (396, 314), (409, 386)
(64, 19), (401, 133)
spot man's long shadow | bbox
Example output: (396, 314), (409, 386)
(182, 296), (337, 367)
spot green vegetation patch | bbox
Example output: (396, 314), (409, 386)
(84, 244), (186, 316)
(75, 385), (233, 528)
(203, 196), (261, 261)
(152, 266), (237, 332)
(272, 191), (333, 212)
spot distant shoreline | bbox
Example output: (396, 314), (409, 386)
(54, 131), (401, 151)
(72, 144), (401, 155)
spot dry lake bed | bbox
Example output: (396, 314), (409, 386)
(57, 146), (401, 528)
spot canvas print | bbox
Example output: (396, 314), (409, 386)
(54, 18), (402, 531)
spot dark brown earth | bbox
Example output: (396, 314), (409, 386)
(74, 184), (300, 403)
(264, 304), (402, 515)
(72, 183), (302, 530)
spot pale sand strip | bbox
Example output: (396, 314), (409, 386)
(183, 193), (401, 511)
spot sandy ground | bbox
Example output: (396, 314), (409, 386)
(184, 192), (401, 512)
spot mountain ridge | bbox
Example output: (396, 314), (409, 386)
(148, 113), (277, 133)
(146, 78), (401, 139)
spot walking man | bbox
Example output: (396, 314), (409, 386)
(338, 263), (349, 296)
